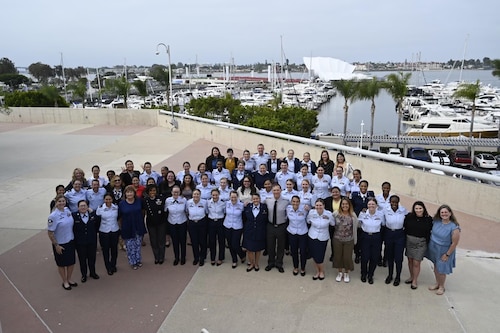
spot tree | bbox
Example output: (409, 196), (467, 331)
(132, 79), (148, 103)
(68, 79), (88, 107)
(385, 72), (412, 145)
(357, 77), (383, 148)
(453, 80), (481, 139)
(28, 62), (54, 83)
(105, 77), (131, 108)
(492, 59), (500, 77)
(0, 58), (17, 75)
(0, 74), (29, 90)
(331, 79), (360, 145)
(40, 85), (63, 107)
(150, 64), (171, 108)
(5, 91), (68, 107)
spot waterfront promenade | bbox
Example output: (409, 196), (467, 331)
(0, 121), (499, 333)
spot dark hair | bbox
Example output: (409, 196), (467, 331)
(125, 160), (133, 165)
(91, 165), (100, 171)
(104, 193), (113, 200)
(382, 181), (391, 188)
(227, 148), (234, 154)
(320, 150), (330, 161)
(411, 201), (429, 217)
(144, 161), (152, 167)
(55, 184), (65, 192)
(77, 199), (88, 207)
(389, 195), (400, 202)
(239, 176), (257, 196)
(359, 180), (369, 187)
(181, 174), (196, 190)
(146, 184), (157, 194)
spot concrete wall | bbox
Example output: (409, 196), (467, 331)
(0, 107), (159, 126)
(160, 114), (500, 221)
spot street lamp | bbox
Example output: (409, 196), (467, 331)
(360, 120), (364, 150)
(155, 43), (177, 128)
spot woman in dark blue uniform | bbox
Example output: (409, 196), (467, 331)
(143, 184), (167, 264)
(242, 193), (268, 271)
(73, 200), (100, 282)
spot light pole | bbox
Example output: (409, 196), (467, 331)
(155, 43), (176, 127)
(360, 120), (364, 150)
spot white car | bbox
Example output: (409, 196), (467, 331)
(474, 153), (498, 169)
(487, 170), (500, 186)
(428, 149), (451, 166)
(387, 148), (402, 157)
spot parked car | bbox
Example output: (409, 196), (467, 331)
(495, 155), (500, 165)
(449, 150), (472, 167)
(473, 153), (498, 169)
(487, 170), (500, 186)
(452, 173), (481, 183)
(428, 149), (451, 166)
(387, 148), (402, 157)
(408, 147), (430, 162)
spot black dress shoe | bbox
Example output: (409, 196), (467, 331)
(300, 271), (306, 276)
(254, 266), (260, 271)
(318, 275), (325, 280)
(81, 276), (87, 283)
(199, 260), (204, 267)
(265, 265), (274, 271)
(246, 266), (254, 272)
(107, 270), (114, 275)
(193, 260), (199, 266)
(173, 259), (179, 266)
(354, 256), (360, 264)
(377, 260), (383, 267)
(393, 278), (400, 286)
(293, 270), (299, 276)
(232, 263), (237, 269)
(155, 260), (159, 265)
(361, 276), (367, 283)
(159, 260), (164, 265)
(90, 273), (100, 280)
(211, 261), (216, 266)
(383, 261), (387, 267)
(385, 276), (393, 284)
(278, 267), (284, 273)
(62, 283), (72, 290)
(312, 275), (319, 280)
(216, 261), (222, 266)
(368, 277), (374, 284)
(180, 259), (186, 265)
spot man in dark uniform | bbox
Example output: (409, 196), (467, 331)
(73, 200), (100, 282)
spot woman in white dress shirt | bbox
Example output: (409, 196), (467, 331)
(358, 198), (386, 284)
(207, 189), (226, 266)
(96, 193), (120, 275)
(164, 186), (188, 266)
(298, 179), (315, 211)
(287, 196), (309, 276)
(281, 179), (299, 203)
(186, 189), (208, 266)
(311, 166), (332, 211)
(383, 195), (408, 286)
(224, 191), (246, 268)
(307, 199), (335, 280)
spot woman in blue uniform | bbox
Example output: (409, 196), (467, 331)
(242, 193), (268, 271)
(383, 195), (407, 286)
(224, 191), (246, 268)
(427, 205), (461, 295)
(96, 193), (120, 275)
(358, 198), (385, 284)
(207, 188), (226, 266)
(287, 196), (309, 276)
(186, 189), (208, 266)
(307, 199), (335, 280)
(164, 185), (188, 265)
(47, 194), (77, 290)
(73, 200), (100, 283)
(119, 185), (147, 270)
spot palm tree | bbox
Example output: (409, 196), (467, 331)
(105, 77), (131, 108)
(384, 72), (411, 145)
(331, 79), (360, 145)
(357, 77), (383, 147)
(453, 80), (481, 139)
(68, 79), (88, 108)
(132, 79), (148, 104)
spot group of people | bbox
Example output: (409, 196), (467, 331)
(48, 144), (460, 296)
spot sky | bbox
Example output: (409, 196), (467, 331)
(3, 0), (500, 69)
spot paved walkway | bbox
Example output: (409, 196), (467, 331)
(0, 123), (499, 333)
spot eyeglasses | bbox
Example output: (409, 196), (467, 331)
(114, 179), (121, 182)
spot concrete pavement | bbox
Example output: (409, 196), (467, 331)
(0, 122), (499, 333)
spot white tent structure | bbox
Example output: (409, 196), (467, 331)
(303, 57), (370, 81)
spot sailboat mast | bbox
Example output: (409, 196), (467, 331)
(61, 52), (68, 102)
(459, 34), (469, 82)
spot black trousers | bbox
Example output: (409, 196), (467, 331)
(170, 222), (187, 261)
(208, 218), (225, 261)
(288, 232), (307, 270)
(384, 229), (405, 278)
(225, 227), (245, 263)
(188, 218), (208, 262)
(99, 231), (119, 272)
(76, 242), (97, 277)
(266, 223), (287, 268)
(361, 232), (382, 278)
(148, 222), (167, 262)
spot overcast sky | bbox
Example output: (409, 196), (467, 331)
(3, 0), (499, 68)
